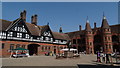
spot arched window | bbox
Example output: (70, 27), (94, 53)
(22, 45), (25, 48)
(10, 44), (14, 50)
(41, 46), (44, 51)
(109, 44), (110, 49)
(16, 44), (20, 48)
(48, 46), (50, 50)
(112, 35), (119, 43)
(106, 44), (108, 49)
(73, 39), (76, 44)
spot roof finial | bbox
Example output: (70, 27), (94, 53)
(47, 22), (49, 25)
(103, 12), (106, 19)
(86, 16), (89, 23)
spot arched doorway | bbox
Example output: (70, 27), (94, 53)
(28, 44), (40, 56)
(82, 45), (86, 52)
(94, 35), (102, 54)
(112, 35), (119, 43)
(94, 45), (102, 54)
(113, 45), (120, 53)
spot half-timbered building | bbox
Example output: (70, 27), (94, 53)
(0, 10), (120, 57)
(0, 10), (70, 57)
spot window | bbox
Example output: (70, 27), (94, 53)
(108, 37), (111, 41)
(60, 47), (63, 49)
(20, 27), (23, 32)
(22, 45), (25, 48)
(16, 44), (20, 48)
(45, 46), (47, 50)
(48, 46), (50, 50)
(17, 33), (22, 38)
(41, 46), (44, 51)
(8, 32), (13, 37)
(73, 39), (76, 44)
(13, 32), (17, 37)
(106, 45), (108, 49)
(40, 36), (44, 40)
(104, 37), (107, 41)
(25, 34), (29, 38)
(10, 44), (14, 50)
(2, 43), (5, 49)
(23, 28), (27, 33)
(1, 32), (6, 39)
(109, 45), (111, 49)
(18, 27), (20, 31)
(50, 38), (53, 42)
(77, 39), (80, 44)
(14, 27), (17, 31)
(45, 37), (49, 41)
(108, 29), (110, 31)
(22, 33), (25, 38)
(90, 42), (92, 45)
(54, 46), (56, 49)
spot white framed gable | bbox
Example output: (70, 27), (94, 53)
(43, 31), (52, 37)
(6, 18), (30, 34)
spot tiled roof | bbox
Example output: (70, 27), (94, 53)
(85, 22), (92, 31)
(66, 30), (85, 39)
(110, 24), (120, 33)
(0, 19), (70, 40)
(101, 18), (110, 28)
(0, 19), (12, 31)
(66, 24), (120, 39)
(25, 22), (40, 36)
(52, 31), (70, 40)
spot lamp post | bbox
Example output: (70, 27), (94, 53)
(67, 40), (71, 51)
(67, 40), (71, 58)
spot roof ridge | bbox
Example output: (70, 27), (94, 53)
(6, 18), (21, 31)
(0, 19), (12, 22)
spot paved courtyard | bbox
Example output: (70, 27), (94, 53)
(2, 54), (96, 66)
(1, 54), (120, 67)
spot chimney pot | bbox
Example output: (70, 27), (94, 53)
(31, 14), (37, 25)
(20, 10), (26, 21)
(79, 25), (82, 31)
(20, 12), (23, 18)
(94, 22), (96, 28)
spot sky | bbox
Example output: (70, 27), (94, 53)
(2, 2), (118, 33)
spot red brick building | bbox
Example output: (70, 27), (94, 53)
(66, 16), (120, 54)
(0, 10), (70, 57)
(0, 10), (120, 57)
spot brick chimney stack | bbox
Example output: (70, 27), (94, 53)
(94, 22), (96, 28)
(20, 10), (26, 21)
(31, 14), (37, 25)
(79, 25), (82, 31)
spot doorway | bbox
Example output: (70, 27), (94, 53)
(28, 44), (40, 56)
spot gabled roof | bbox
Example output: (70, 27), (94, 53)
(38, 25), (50, 35)
(25, 22), (40, 36)
(0, 19), (12, 31)
(52, 31), (70, 40)
(110, 24), (120, 33)
(66, 30), (85, 39)
(0, 19), (70, 40)
(66, 24), (120, 39)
